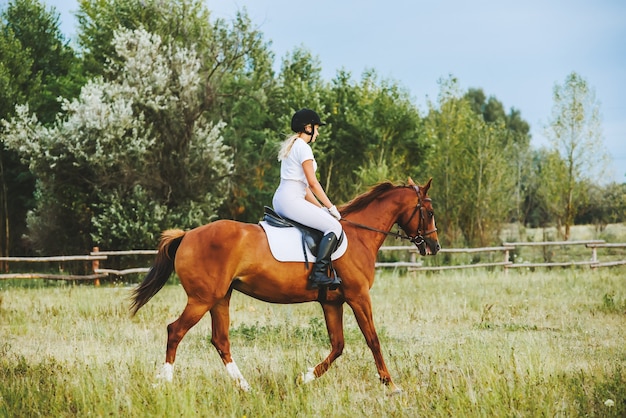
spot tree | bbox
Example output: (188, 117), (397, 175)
(320, 69), (427, 203)
(351, 71), (426, 194)
(211, 12), (278, 221)
(3, 27), (232, 253)
(464, 88), (531, 224)
(544, 72), (608, 239)
(520, 148), (557, 228)
(77, 0), (214, 79)
(0, 0), (81, 259)
(2, 0), (80, 123)
(534, 148), (570, 231)
(575, 182), (626, 229)
(0, 19), (34, 261)
(318, 69), (369, 200)
(78, 1), (280, 223)
(423, 77), (517, 247)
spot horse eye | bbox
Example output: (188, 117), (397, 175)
(428, 211), (434, 217)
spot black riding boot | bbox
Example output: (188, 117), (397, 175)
(308, 232), (342, 290)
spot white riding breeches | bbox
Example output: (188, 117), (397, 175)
(272, 180), (342, 237)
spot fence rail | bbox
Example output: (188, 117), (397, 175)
(1, 241), (625, 283)
(0, 255), (107, 262)
(376, 240), (626, 271)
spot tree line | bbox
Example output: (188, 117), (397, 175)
(1, 0), (623, 258)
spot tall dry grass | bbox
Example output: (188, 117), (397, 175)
(1, 268), (624, 417)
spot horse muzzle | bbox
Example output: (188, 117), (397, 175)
(427, 239), (441, 255)
(411, 236), (439, 256)
(416, 237), (440, 256)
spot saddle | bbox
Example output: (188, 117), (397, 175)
(262, 206), (343, 258)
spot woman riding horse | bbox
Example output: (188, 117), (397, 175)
(131, 177), (440, 393)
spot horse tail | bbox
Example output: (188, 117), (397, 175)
(130, 229), (186, 316)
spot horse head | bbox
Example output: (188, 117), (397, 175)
(401, 177), (440, 256)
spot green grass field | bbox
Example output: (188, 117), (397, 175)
(1, 268), (625, 417)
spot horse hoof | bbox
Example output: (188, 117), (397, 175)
(388, 386), (403, 396)
(238, 381), (252, 392)
(296, 367), (316, 385)
(155, 363), (174, 384)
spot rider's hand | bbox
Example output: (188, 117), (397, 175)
(328, 205), (341, 220)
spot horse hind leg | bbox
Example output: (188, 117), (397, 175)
(210, 293), (251, 392)
(156, 298), (210, 383)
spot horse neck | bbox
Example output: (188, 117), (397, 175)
(344, 188), (412, 251)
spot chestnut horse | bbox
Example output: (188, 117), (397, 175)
(131, 177), (439, 393)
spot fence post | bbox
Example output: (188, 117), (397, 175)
(92, 246), (100, 286)
(590, 245), (598, 269)
(504, 246), (510, 275)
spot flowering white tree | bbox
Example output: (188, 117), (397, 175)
(2, 27), (232, 252)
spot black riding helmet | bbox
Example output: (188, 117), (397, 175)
(291, 108), (326, 133)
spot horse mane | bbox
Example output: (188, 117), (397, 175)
(339, 181), (403, 216)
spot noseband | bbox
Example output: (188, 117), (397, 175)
(341, 185), (437, 248)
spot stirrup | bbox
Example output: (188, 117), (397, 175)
(308, 272), (341, 290)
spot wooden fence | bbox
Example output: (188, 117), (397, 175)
(376, 240), (626, 271)
(0, 252), (108, 281)
(1, 241), (625, 283)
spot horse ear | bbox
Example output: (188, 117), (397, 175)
(423, 177), (433, 193)
(407, 177), (416, 186)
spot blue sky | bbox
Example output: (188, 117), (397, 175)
(46, 0), (626, 183)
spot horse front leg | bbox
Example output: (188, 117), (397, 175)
(301, 303), (345, 384)
(349, 293), (402, 394)
(210, 292), (251, 392)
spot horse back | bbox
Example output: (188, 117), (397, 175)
(181, 219), (287, 274)
(178, 220), (264, 258)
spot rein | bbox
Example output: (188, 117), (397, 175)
(339, 186), (437, 246)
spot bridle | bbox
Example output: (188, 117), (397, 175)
(340, 185), (437, 248)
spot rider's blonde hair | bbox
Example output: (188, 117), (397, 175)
(277, 134), (300, 161)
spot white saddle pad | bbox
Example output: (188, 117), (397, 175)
(259, 221), (348, 262)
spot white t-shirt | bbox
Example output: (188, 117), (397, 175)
(280, 138), (317, 185)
